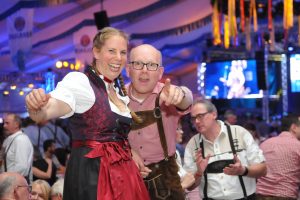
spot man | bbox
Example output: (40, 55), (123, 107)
(184, 99), (266, 200)
(23, 119), (70, 155)
(256, 114), (300, 200)
(126, 44), (193, 200)
(0, 113), (33, 183)
(0, 172), (31, 200)
(224, 109), (238, 125)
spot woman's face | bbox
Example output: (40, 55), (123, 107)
(31, 184), (46, 200)
(93, 35), (127, 81)
(176, 125), (183, 144)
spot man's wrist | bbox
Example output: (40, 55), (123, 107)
(241, 166), (249, 176)
(194, 171), (202, 179)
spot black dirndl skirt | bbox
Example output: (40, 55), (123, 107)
(63, 146), (99, 200)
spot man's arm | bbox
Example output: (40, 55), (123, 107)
(242, 162), (267, 178)
(160, 79), (193, 110)
(176, 86), (193, 110)
(223, 155), (267, 178)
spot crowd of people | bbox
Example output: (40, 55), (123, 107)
(0, 27), (299, 200)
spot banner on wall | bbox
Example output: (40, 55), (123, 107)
(73, 26), (98, 71)
(7, 9), (34, 71)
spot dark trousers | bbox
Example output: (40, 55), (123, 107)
(144, 156), (185, 200)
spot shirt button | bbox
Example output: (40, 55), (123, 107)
(138, 132), (141, 135)
(224, 188), (226, 191)
(140, 146), (143, 149)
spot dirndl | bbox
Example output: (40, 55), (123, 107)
(63, 143), (150, 200)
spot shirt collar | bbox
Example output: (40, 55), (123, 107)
(200, 120), (226, 143)
(6, 130), (23, 139)
(128, 82), (164, 102)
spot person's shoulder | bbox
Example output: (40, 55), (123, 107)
(57, 71), (91, 89)
(63, 71), (87, 81)
(229, 124), (249, 133)
(186, 134), (200, 147)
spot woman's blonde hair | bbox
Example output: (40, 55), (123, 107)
(32, 179), (51, 200)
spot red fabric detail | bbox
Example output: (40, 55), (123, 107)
(75, 140), (150, 200)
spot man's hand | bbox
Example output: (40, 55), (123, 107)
(131, 149), (152, 178)
(160, 79), (185, 106)
(223, 154), (245, 176)
(181, 172), (195, 190)
(195, 149), (211, 175)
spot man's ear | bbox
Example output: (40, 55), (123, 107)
(212, 111), (218, 120)
(158, 66), (164, 80)
(290, 123), (297, 133)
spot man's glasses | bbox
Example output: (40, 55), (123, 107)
(15, 185), (32, 193)
(130, 61), (160, 71)
(191, 111), (210, 123)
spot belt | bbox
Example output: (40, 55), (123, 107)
(256, 194), (296, 200)
(203, 193), (256, 200)
(145, 155), (176, 170)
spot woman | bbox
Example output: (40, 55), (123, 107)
(25, 27), (149, 200)
(31, 179), (51, 200)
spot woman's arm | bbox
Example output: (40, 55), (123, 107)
(32, 158), (53, 179)
(26, 88), (72, 123)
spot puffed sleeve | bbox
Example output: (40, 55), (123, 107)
(50, 72), (95, 118)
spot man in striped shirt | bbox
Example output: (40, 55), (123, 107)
(256, 114), (300, 200)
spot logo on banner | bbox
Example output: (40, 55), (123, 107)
(80, 35), (90, 47)
(7, 9), (34, 71)
(14, 16), (25, 32)
(76, 34), (92, 53)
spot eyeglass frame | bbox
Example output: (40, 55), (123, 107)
(15, 185), (32, 193)
(129, 61), (160, 71)
(191, 111), (211, 123)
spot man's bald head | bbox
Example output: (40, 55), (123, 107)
(130, 44), (162, 66)
(0, 172), (29, 200)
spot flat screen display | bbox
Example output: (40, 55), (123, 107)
(205, 60), (261, 99)
(290, 54), (300, 92)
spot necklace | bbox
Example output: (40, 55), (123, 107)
(107, 86), (128, 112)
(93, 67), (128, 112)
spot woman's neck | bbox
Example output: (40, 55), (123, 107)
(94, 67), (113, 83)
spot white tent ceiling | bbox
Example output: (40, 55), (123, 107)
(0, 0), (212, 74)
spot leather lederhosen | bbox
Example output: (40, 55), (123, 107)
(131, 93), (185, 200)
